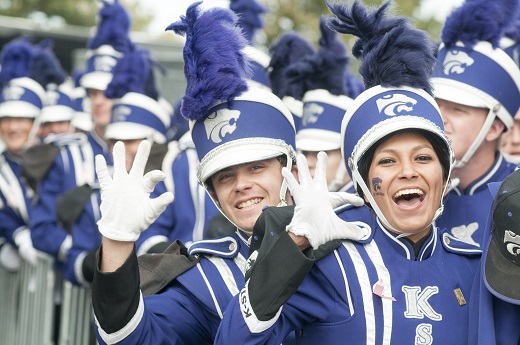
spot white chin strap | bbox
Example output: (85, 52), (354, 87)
(351, 162), (452, 239)
(328, 158), (348, 192)
(454, 108), (497, 168)
(24, 115), (42, 150)
(277, 157), (293, 207)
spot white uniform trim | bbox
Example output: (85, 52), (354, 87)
(196, 262), (224, 318)
(95, 292), (145, 344)
(343, 241), (376, 345)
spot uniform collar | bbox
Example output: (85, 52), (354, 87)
(377, 217), (438, 261)
(451, 153), (507, 196)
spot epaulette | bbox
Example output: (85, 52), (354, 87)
(335, 205), (375, 244)
(188, 236), (240, 259)
(440, 230), (482, 256)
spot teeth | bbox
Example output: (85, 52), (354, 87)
(238, 198), (262, 209)
(393, 189), (423, 199)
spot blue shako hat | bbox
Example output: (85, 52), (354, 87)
(80, 0), (135, 91)
(167, 2), (295, 206)
(32, 40), (75, 124)
(0, 38), (46, 119)
(295, 17), (354, 153)
(230, 0), (271, 90)
(70, 86), (93, 132)
(328, 0), (454, 235)
(432, 0), (520, 167)
(104, 48), (170, 144)
(268, 31), (315, 131)
(500, 11), (520, 67)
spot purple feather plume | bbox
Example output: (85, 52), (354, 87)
(442, 0), (519, 48)
(504, 9), (520, 42)
(166, 2), (250, 121)
(87, 0), (135, 53)
(0, 37), (33, 87)
(31, 39), (67, 87)
(345, 72), (365, 99)
(268, 32), (315, 99)
(285, 16), (349, 97)
(105, 48), (149, 99)
(327, 0), (436, 95)
(230, 0), (268, 44)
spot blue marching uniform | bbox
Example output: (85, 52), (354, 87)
(215, 206), (482, 345)
(30, 131), (111, 263)
(467, 182), (520, 345)
(152, 135), (222, 244)
(93, 231), (251, 344)
(435, 153), (516, 247)
(0, 152), (34, 247)
(468, 258), (520, 345)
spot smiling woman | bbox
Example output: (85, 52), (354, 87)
(212, 1), (486, 344)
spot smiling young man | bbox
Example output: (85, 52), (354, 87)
(90, 5), (302, 344)
(431, 0), (520, 247)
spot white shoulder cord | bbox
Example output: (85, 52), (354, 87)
(0, 157), (30, 223)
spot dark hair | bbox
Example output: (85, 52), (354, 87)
(357, 129), (450, 198)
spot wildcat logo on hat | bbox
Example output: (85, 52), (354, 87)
(112, 105), (132, 122)
(45, 90), (60, 106)
(442, 50), (475, 75)
(504, 230), (520, 256)
(376, 94), (417, 116)
(3, 85), (25, 101)
(204, 109), (241, 144)
(302, 103), (324, 126)
(93, 54), (119, 73)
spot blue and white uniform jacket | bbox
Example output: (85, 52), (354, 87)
(215, 206), (482, 345)
(436, 153), (516, 247)
(0, 152), (34, 246)
(93, 231), (251, 345)
(151, 135), (220, 244)
(30, 131), (111, 262)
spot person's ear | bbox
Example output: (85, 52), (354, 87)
(209, 190), (219, 205)
(486, 118), (505, 142)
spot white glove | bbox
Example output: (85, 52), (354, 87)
(14, 228), (39, 266)
(0, 242), (22, 272)
(329, 191), (364, 209)
(96, 140), (174, 242)
(283, 152), (370, 249)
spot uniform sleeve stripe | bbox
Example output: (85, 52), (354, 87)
(74, 251), (89, 287)
(95, 292), (145, 344)
(136, 235), (169, 256)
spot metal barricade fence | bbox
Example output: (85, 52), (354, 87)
(0, 262), (19, 344)
(0, 254), (98, 345)
(0, 254), (56, 345)
(58, 281), (97, 345)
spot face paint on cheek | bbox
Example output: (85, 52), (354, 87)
(372, 177), (384, 196)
